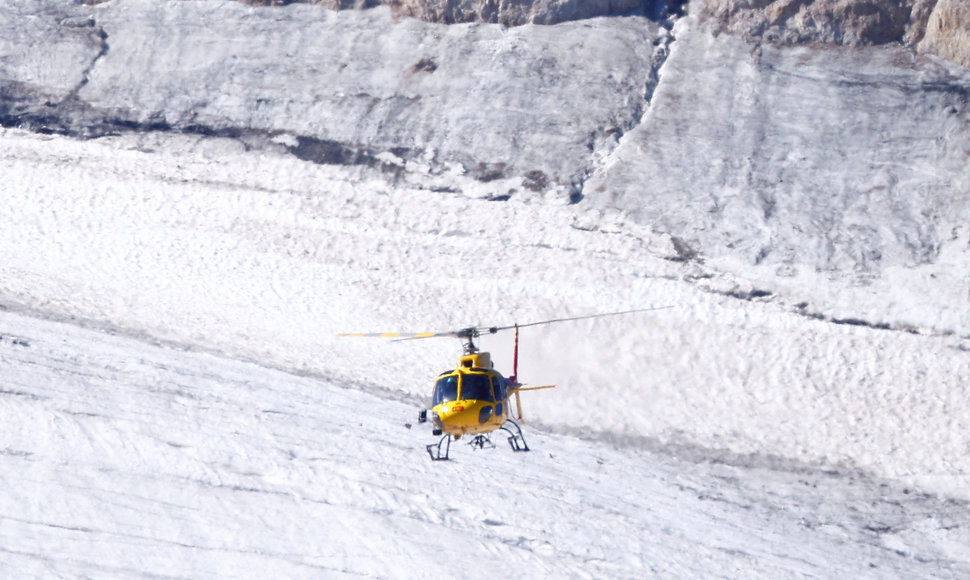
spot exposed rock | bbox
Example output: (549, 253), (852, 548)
(696, 0), (970, 67)
(918, 0), (970, 67)
(903, 0), (939, 46)
(697, 0), (917, 46)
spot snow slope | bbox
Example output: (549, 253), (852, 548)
(2, 0), (664, 192)
(3, 307), (970, 578)
(4, 0), (967, 330)
(587, 14), (970, 334)
(3, 126), (969, 504)
(2, 0), (970, 576)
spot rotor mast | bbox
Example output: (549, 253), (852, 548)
(456, 327), (482, 354)
(463, 332), (478, 354)
(457, 326), (502, 354)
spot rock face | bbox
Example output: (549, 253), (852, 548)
(696, 0), (970, 67)
(918, 0), (970, 66)
(698, 0), (915, 45)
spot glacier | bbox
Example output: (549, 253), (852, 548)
(2, 0), (970, 577)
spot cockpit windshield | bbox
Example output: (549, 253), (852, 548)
(460, 373), (494, 402)
(433, 375), (458, 406)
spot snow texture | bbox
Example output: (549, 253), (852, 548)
(3, 306), (970, 578)
(2, 0), (970, 577)
(587, 14), (970, 333)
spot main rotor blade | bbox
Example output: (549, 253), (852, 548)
(337, 307), (671, 341)
(482, 306), (673, 334)
(336, 331), (441, 339)
(390, 331), (468, 342)
(337, 327), (477, 341)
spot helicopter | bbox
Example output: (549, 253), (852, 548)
(339, 307), (669, 460)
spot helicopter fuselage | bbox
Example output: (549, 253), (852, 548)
(428, 352), (510, 438)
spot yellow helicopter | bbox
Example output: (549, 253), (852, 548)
(339, 308), (668, 460)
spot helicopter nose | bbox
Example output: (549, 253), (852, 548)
(434, 402), (478, 429)
(437, 403), (465, 422)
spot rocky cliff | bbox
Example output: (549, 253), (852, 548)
(918, 0), (970, 67)
(698, 0), (970, 66)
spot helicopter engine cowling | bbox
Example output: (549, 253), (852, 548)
(457, 352), (492, 369)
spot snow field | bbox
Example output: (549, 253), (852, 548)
(2, 128), (969, 502)
(3, 309), (969, 578)
(2, 1), (970, 573)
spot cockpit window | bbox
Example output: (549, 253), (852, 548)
(460, 373), (494, 402)
(433, 375), (458, 406)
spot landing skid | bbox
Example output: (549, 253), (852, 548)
(468, 434), (495, 450)
(427, 433), (451, 461)
(426, 420), (530, 460)
(500, 419), (530, 452)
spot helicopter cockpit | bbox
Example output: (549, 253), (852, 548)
(432, 370), (506, 405)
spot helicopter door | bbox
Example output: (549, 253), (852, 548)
(491, 375), (505, 416)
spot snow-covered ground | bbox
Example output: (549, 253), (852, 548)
(3, 127), (969, 500)
(4, 297), (970, 578)
(3, 0), (970, 576)
(588, 16), (970, 333)
(2, 126), (970, 576)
